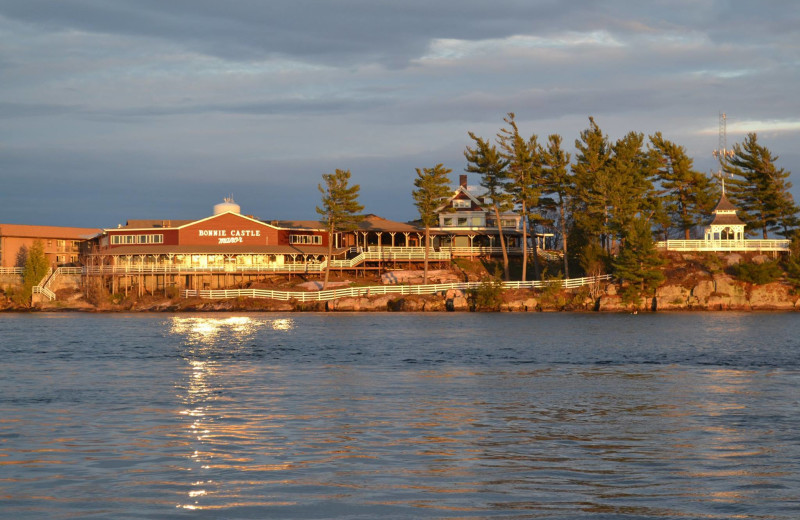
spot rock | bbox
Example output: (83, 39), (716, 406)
(749, 283), (795, 309)
(723, 253), (743, 266)
(381, 270), (459, 285)
(329, 295), (393, 311)
(751, 254), (770, 265)
(605, 284), (617, 296)
(655, 284), (689, 310)
(691, 279), (715, 303)
(597, 294), (624, 312)
(451, 295), (469, 311)
(522, 298), (538, 311)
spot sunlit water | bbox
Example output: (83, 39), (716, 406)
(1, 312), (799, 519)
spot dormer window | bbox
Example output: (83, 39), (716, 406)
(453, 199), (471, 209)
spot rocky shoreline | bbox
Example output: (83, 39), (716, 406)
(3, 277), (798, 313)
(3, 254), (798, 313)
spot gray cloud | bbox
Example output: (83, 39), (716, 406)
(1, 0), (798, 227)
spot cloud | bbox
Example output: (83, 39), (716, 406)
(1, 1), (799, 227)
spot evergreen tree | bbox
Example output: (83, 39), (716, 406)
(725, 133), (799, 238)
(15, 244), (28, 268)
(541, 133), (572, 278)
(605, 131), (658, 243)
(612, 218), (665, 308)
(316, 169), (364, 290)
(464, 132), (512, 281)
(497, 113), (543, 281)
(571, 117), (613, 252)
(20, 239), (49, 306)
(413, 164), (452, 284)
(649, 132), (717, 239)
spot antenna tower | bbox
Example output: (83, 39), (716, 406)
(712, 112), (734, 195)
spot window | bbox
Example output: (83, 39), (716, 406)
(457, 217), (468, 226)
(453, 199), (471, 209)
(290, 234), (322, 245)
(111, 234), (163, 245)
(443, 217), (453, 226)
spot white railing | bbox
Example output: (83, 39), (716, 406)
(0, 267), (23, 275)
(83, 263), (327, 275)
(447, 246), (562, 261)
(182, 274), (612, 302)
(31, 267), (84, 302)
(363, 249), (451, 261)
(657, 239), (790, 252)
(32, 268), (55, 301)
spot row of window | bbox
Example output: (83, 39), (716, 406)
(441, 217), (519, 228)
(111, 234), (165, 245)
(289, 234), (322, 245)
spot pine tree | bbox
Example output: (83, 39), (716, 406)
(725, 133), (799, 238)
(541, 134), (572, 278)
(649, 132), (717, 239)
(316, 169), (364, 290)
(571, 117), (613, 252)
(413, 164), (452, 284)
(605, 131), (658, 243)
(497, 113), (542, 281)
(612, 218), (665, 308)
(464, 132), (512, 281)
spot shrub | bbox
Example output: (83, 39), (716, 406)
(733, 261), (782, 285)
(469, 277), (503, 311)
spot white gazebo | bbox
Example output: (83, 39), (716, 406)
(704, 194), (745, 242)
(657, 194), (790, 252)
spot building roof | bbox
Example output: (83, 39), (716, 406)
(357, 214), (420, 233)
(714, 193), (739, 212)
(0, 223), (102, 239)
(710, 213), (746, 226)
(708, 194), (745, 226)
(269, 219), (326, 230)
(121, 219), (193, 229)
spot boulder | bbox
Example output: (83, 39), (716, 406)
(749, 283), (795, 310)
(723, 253), (743, 266)
(655, 284), (690, 310)
(751, 254), (770, 265)
(597, 294), (625, 312)
(691, 279), (715, 303)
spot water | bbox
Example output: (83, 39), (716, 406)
(1, 312), (799, 519)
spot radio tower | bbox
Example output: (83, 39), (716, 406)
(712, 112), (735, 195)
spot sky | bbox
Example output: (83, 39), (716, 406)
(1, 0), (799, 228)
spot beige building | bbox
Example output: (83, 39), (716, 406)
(0, 223), (101, 268)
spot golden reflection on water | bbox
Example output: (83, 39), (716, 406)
(169, 316), (296, 510)
(169, 316), (295, 344)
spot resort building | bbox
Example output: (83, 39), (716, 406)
(429, 175), (555, 254)
(0, 223), (101, 269)
(81, 199), (453, 296)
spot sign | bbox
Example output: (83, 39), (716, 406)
(198, 229), (261, 245)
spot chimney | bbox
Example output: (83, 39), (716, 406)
(459, 174), (468, 188)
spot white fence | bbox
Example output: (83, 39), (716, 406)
(0, 267), (23, 275)
(182, 274), (612, 302)
(657, 239), (790, 252)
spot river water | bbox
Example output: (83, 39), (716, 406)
(1, 312), (799, 519)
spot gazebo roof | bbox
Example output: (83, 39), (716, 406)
(714, 193), (738, 212)
(709, 213), (745, 226)
(708, 194), (745, 227)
